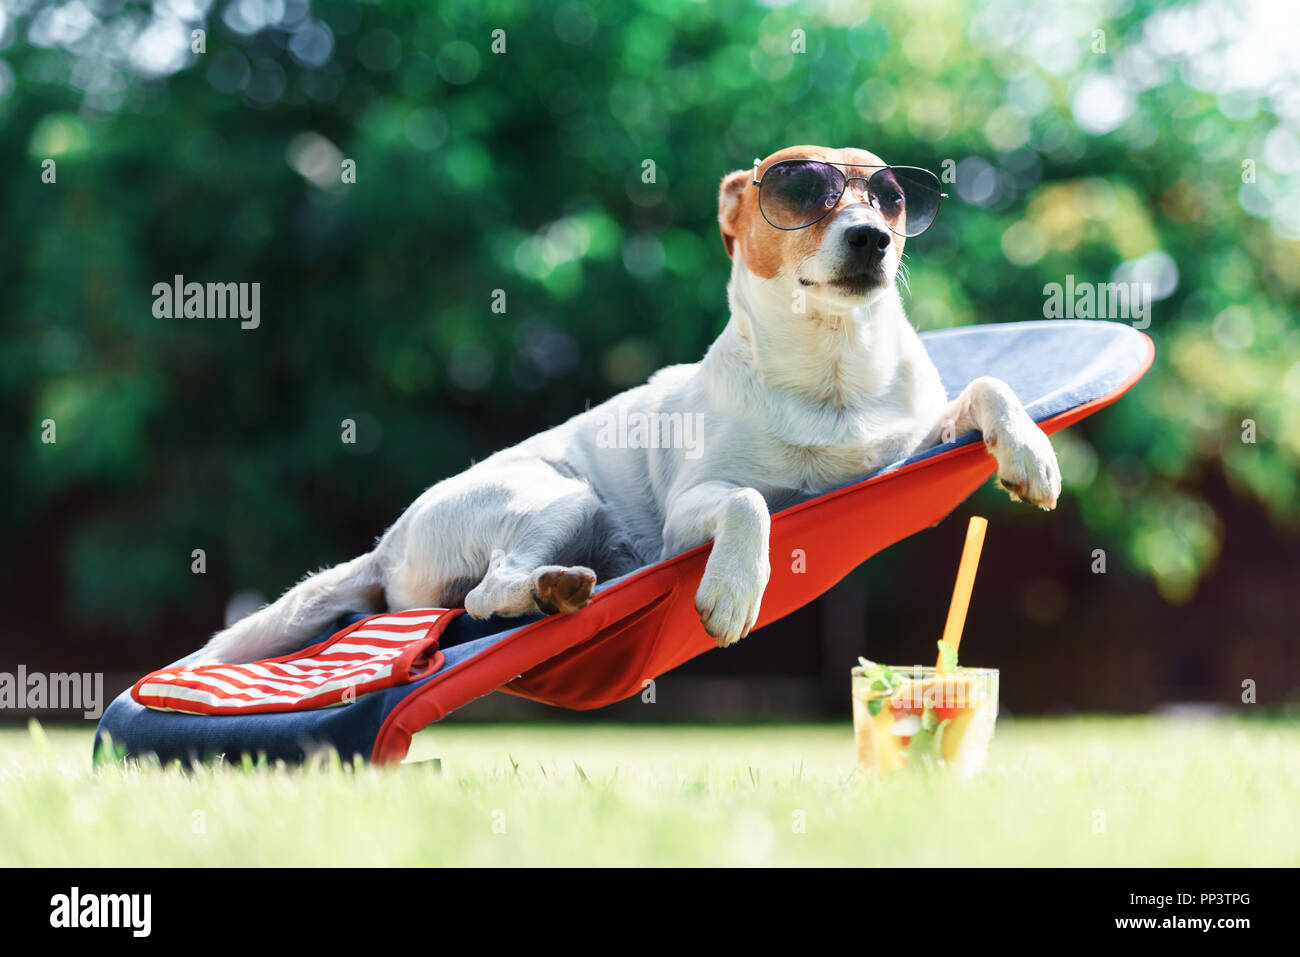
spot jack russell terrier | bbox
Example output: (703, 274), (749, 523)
(200, 145), (1061, 664)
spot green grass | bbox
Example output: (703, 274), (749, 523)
(2, 717), (1298, 866)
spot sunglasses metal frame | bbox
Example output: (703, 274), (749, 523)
(751, 158), (948, 236)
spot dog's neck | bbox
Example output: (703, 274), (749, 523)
(696, 254), (920, 453)
(711, 253), (908, 407)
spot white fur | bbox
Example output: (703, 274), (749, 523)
(198, 159), (1060, 663)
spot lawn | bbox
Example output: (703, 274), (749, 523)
(2, 717), (1297, 867)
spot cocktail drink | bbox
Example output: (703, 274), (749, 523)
(853, 516), (999, 776)
(851, 663), (999, 777)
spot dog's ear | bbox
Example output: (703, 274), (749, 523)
(717, 168), (750, 259)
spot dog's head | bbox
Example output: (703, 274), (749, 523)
(718, 145), (912, 308)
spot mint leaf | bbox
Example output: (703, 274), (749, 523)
(857, 657), (905, 716)
(937, 640), (959, 671)
(858, 658), (903, 691)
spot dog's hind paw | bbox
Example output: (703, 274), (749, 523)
(532, 566), (597, 615)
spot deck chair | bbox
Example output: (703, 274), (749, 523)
(93, 319), (1154, 766)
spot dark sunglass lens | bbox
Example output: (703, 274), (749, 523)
(760, 161), (843, 228)
(871, 167), (942, 237)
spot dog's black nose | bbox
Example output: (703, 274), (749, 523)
(844, 224), (892, 254)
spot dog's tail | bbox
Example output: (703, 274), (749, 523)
(196, 552), (385, 664)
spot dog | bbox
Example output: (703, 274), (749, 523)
(198, 145), (1060, 664)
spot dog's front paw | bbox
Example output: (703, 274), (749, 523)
(987, 420), (1061, 510)
(695, 560), (768, 648)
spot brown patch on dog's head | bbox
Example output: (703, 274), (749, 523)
(717, 168), (751, 261)
(718, 145), (906, 288)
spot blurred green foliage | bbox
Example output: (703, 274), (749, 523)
(1, 0), (1297, 634)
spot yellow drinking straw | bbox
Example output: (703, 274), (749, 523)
(936, 516), (988, 670)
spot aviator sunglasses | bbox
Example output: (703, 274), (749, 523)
(752, 158), (947, 237)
